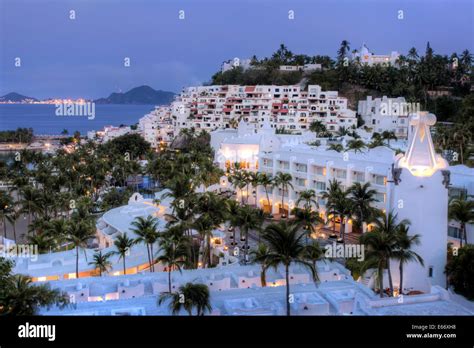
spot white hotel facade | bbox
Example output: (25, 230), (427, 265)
(212, 112), (474, 292)
(257, 144), (390, 222)
(170, 84), (356, 134)
(351, 44), (400, 67)
(138, 106), (174, 147)
(212, 116), (474, 248)
(358, 96), (411, 139)
(133, 85), (415, 149)
(214, 123), (392, 233)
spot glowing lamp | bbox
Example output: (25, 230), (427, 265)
(397, 112), (447, 178)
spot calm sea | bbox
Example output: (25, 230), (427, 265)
(0, 104), (155, 135)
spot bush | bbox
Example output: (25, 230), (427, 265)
(446, 245), (474, 300)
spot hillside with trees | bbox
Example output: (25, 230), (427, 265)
(209, 42), (473, 123)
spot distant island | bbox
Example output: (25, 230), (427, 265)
(0, 86), (176, 105)
(0, 92), (38, 103)
(94, 85), (175, 105)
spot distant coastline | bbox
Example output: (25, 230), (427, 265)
(0, 85), (176, 106)
(0, 104), (155, 135)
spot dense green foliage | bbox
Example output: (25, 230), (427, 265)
(102, 133), (151, 159)
(0, 258), (69, 315)
(209, 42), (473, 124)
(446, 245), (474, 300)
(0, 128), (34, 143)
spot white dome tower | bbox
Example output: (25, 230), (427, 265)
(389, 112), (449, 293)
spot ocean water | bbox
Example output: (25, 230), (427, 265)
(0, 104), (155, 135)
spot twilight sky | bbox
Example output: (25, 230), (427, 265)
(0, 0), (473, 99)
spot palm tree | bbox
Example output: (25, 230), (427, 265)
(326, 187), (352, 242)
(303, 242), (323, 281)
(228, 170), (247, 204)
(158, 283), (212, 316)
(407, 47), (419, 62)
(164, 174), (195, 212)
(0, 191), (13, 239)
(113, 234), (136, 275)
(262, 221), (316, 315)
(296, 189), (318, 210)
(348, 182), (377, 233)
(448, 194), (474, 247)
(445, 245), (474, 300)
(381, 131), (397, 146)
(235, 205), (262, 263)
(131, 216), (160, 272)
(66, 221), (95, 278)
(248, 171), (261, 205)
(0, 274), (69, 315)
(321, 179), (342, 233)
(452, 126), (471, 164)
(274, 172), (293, 218)
(194, 192), (227, 267)
(327, 143), (344, 152)
(225, 199), (241, 245)
(393, 224), (424, 294)
(336, 126), (349, 137)
(250, 243), (273, 287)
(337, 40), (351, 62)
(156, 235), (189, 293)
(26, 233), (54, 254)
(346, 139), (367, 153)
(368, 137), (385, 149)
(258, 173), (275, 215)
(309, 120), (327, 137)
(360, 212), (407, 297)
(89, 251), (113, 276)
(5, 207), (20, 243)
(45, 218), (69, 251)
(291, 206), (323, 242)
(192, 215), (215, 268)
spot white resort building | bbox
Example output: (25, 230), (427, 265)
(4, 107), (474, 316)
(87, 125), (134, 143)
(138, 106), (174, 147)
(211, 112), (474, 281)
(170, 84), (356, 134)
(358, 96), (412, 138)
(351, 43), (400, 67)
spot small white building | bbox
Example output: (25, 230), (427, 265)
(221, 58), (252, 72)
(358, 96), (413, 138)
(106, 126), (133, 142)
(352, 44), (400, 67)
(138, 106), (174, 148)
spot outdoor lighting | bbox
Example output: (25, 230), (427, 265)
(397, 112), (447, 177)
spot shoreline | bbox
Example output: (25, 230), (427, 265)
(0, 103), (155, 136)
